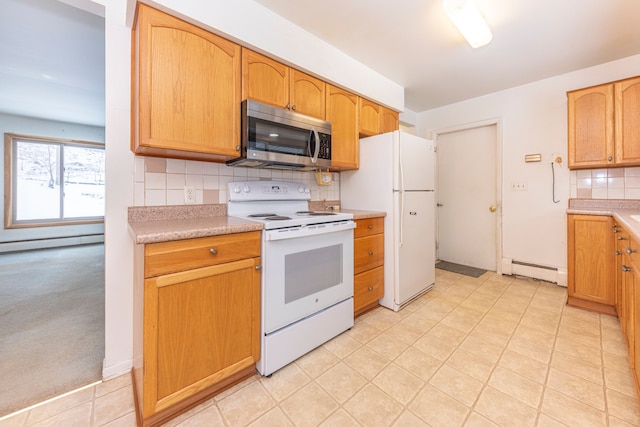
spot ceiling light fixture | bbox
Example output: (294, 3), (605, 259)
(443, 0), (493, 48)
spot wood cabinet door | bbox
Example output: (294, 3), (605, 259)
(567, 214), (615, 306)
(326, 84), (359, 169)
(615, 76), (640, 166)
(290, 69), (325, 119)
(380, 106), (399, 133)
(567, 84), (614, 169)
(242, 48), (289, 109)
(134, 4), (240, 157)
(142, 257), (260, 417)
(359, 98), (380, 137)
(615, 224), (627, 317)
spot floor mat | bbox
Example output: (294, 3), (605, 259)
(436, 261), (487, 278)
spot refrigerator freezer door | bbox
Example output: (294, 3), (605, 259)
(394, 131), (435, 191)
(394, 190), (436, 306)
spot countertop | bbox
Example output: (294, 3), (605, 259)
(567, 199), (640, 242)
(128, 204), (386, 244)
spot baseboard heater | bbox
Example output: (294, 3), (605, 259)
(501, 258), (567, 287)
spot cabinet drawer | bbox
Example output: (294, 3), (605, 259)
(145, 231), (261, 278)
(354, 217), (384, 238)
(354, 266), (384, 313)
(354, 234), (384, 275)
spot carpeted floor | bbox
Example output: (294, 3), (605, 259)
(0, 244), (104, 417)
(436, 260), (487, 278)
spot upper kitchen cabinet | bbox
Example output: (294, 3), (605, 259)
(132, 4), (241, 161)
(359, 100), (400, 137)
(568, 76), (640, 169)
(326, 84), (359, 170)
(380, 106), (400, 133)
(359, 98), (380, 137)
(567, 84), (614, 169)
(242, 49), (326, 119)
(615, 76), (640, 166)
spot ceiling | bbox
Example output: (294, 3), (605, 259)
(0, 0), (104, 127)
(1, 0), (639, 127)
(254, 0), (640, 111)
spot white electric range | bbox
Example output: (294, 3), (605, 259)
(227, 181), (355, 376)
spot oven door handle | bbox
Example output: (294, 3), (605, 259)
(265, 220), (355, 241)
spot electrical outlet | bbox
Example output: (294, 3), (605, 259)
(511, 182), (528, 191)
(184, 186), (196, 204)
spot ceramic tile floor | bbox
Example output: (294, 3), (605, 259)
(2, 269), (640, 427)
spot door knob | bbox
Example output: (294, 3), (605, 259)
(489, 206), (496, 212)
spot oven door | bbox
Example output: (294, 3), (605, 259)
(262, 221), (355, 334)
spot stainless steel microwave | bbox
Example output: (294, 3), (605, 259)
(226, 100), (332, 171)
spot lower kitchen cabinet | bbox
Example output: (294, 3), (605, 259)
(133, 231), (261, 427)
(353, 217), (384, 316)
(567, 214), (616, 314)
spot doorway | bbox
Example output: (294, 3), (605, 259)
(435, 122), (501, 272)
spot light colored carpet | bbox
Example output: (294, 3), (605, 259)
(0, 244), (104, 417)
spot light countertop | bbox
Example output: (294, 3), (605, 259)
(128, 204), (386, 244)
(567, 199), (640, 242)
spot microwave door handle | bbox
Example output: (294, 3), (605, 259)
(309, 127), (320, 163)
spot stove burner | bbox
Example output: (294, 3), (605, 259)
(296, 211), (314, 214)
(248, 213), (277, 218)
(264, 216), (291, 220)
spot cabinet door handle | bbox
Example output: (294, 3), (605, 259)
(626, 247), (635, 254)
(285, 103), (290, 109)
(613, 229), (619, 233)
(368, 286), (373, 291)
(368, 225), (374, 229)
(608, 156), (613, 161)
(209, 248), (218, 255)
(255, 265), (262, 270)
(369, 251), (374, 256)
(615, 250), (622, 255)
(621, 265), (631, 272)
(291, 105), (296, 111)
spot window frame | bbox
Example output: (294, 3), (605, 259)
(4, 133), (105, 229)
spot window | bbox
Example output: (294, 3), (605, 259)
(4, 134), (105, 228)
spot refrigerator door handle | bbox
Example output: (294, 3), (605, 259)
(398, 135), (405, 247)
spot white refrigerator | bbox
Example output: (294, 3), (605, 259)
(341, 131), (435, 311)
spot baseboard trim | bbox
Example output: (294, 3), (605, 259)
(102, 358), (133, 381)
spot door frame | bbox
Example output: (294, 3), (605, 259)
(429, 117), (503, 275)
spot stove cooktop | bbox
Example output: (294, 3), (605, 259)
(227, 181), (353, 229)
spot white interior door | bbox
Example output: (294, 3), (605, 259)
(436, 124), (498, 271)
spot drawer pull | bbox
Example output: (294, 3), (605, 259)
(615, 250), (622, 256)
(621, 265), (632, 272)
(368, 225), (374, 229)
(618, 236), (628, 240)
(626, 247), (635, 254)
(368, 286), (373, 291)
(369, 251), (374, 256)
(209, 248), (218, 255)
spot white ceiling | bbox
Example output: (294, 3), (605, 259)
(1, 0), (639, 127)
(0, 0), (104, 127)
(254, 0), (640, 112)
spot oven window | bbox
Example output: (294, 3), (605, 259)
(284, 244), (343, 303)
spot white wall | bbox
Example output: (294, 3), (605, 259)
(417, 54), (640, 275)
(0, 113), (105, 252)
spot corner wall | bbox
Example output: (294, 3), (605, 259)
(417, 54), (640, 279)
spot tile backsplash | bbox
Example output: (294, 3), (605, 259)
(570, 167), (640, 199)
(134, 156), (340, 206)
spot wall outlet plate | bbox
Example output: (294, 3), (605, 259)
(184, 186), (196, 204)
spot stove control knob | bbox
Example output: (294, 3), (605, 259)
(298, 186), (305, 193)
(232, 185), (241, 194)
(304, 187), (310, 194)
(243, 185), (251, 193)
